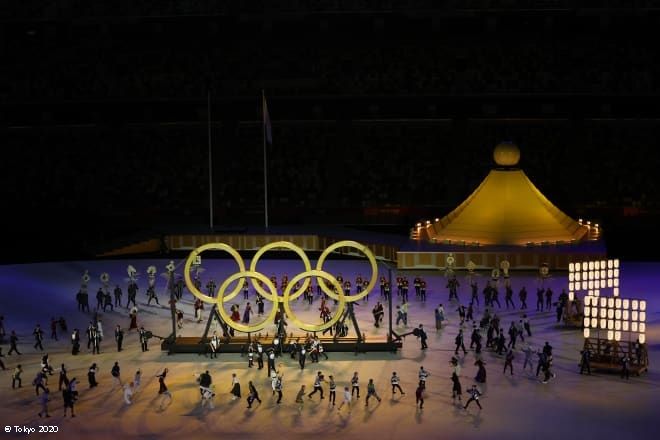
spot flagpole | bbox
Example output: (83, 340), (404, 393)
(263, 90), (269, 229)
(208, 90), (214, 230)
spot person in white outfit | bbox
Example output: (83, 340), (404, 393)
(338, 386), (352, 413)
(124, 382), (134, 404)
(133, 369), (141, 392)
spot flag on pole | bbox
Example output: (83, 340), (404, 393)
(263, 93), (272, 144)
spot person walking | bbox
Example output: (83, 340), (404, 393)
(366, 378), (382, 406)
(115, 325), (124, 352)
(123, 381), (134, 405)
(580, 348), (592, 375)
(351, 371), (360, 398)
(247, 381), (261, 408)
(63, 381), (76, 417)
(621, 354), (630, 380)
(503, 349), (514, 376)
(415, 383), (425, 409)
(328, 375), (336, 406)
(391, 372), (404, 395)
(338, 386), (351, 413)
(463, 385), (482, 410)
(295, 385), (306, 412)
(33, 324), (44, 351)
(111, 362), (122, 388)
(157, 368), (173, 407)
(8, 330), (21, 355)
(58, 364), (69, 391)
(451, 372), (462, 404)
(12, 364), (23, 389)
(37, 387), (51, 418)
(230, 373), (241, 400)
(308, 371), (325, 400)
(274, 374), (283, 404)
(455, 330), (467, 355)
(139, 327), (149, 352)
(88, 363), (98, 388)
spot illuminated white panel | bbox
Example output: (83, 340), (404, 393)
(607, 330), (614, 340)
(608, 298), (615, 308)
(640, 312), (646, 322)
(592, 307), (599, 316)
(607, 260), (613, 269)
(569, 282), (575, 291)
(584, 317), (591, 328)
(608, 320), (614, 330)
(600, 297), (607, 307)
(585, 307), (591, 317)
(600, 270), (606, 279)
(614, 259), (619, 268)
(607, 279), (613, 288)
(614, 269), (620, 278)
(623, 321), (629, 331)
(613, 287), (619, 297)
(639, 323), (646, 333)
(608, 269), (613, 278)
(640, 301), (646, 311)
(615, 298), (622, 308)
(614, 279), (619, 287)
(600, 260), (607, 269)
(591, 318), (598, 328)
(632, 322), (638, 332)
(588, 281), (594, 289)
(623, 299), (630, 309)
(594, 289), (600, 297)
(594, 261), (600, 270)
(582, 282), (588, 290)
(568, 291), (575, 301)
(623, 310), (629, 321)
(569, 273), (575, 282)
(607, 309), (614, 319)
(600, 309), (607, 318)
(589, 262), (594, 270)
(615, 331), (621, 341)
(615, 320), (621, 330)
(600, 319), (607, 329)
(595, 280), (600, 289)
(632, 300), (639, 310)
(583, 328), (590, 338)
(569, 263), (575, 272)
(576, 273), (581, 281)
(584, 296), (592, 306)
(632, 311), (639, 321)
(615, 310), (621, 320)
(640, 334), (646, 344)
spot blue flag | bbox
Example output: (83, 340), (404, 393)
(263, 94), (272, 144)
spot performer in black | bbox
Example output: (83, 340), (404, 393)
(139, 326), (149, 352)
(33, 324), (44, 351)
(579, 348), (591, 375)
(115, 325), (124, 352)
(8, 330), (21, 355)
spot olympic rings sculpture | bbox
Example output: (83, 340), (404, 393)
(183, 240), (378, 333)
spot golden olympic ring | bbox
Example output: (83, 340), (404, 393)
(249, 241), (312, 301)
(184, 243), (246, 303)
(216, 271), (279, 333)
(182, 240), (378, 333)
(282, 270), (345, 332)
(316, 240), (378, 302)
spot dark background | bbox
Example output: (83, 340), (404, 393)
(2, 1), (659, 262)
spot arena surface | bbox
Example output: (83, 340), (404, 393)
(0, 259), (658, 440)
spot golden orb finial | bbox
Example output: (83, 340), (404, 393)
(493, 142), (520, 167)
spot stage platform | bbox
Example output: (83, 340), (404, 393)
(162, 335), (401, 354)
(101, 224), (606, 270)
